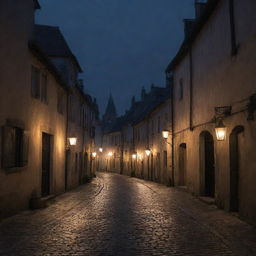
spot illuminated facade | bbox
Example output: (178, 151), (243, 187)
(0, 0), (98, 218)
(166, 0), (256, 224)
(101, 85), (171, 184)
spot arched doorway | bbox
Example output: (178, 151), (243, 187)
(178, 143), (187, 186)
(229, 126), (244, 212)
(200, 131), (215, 197)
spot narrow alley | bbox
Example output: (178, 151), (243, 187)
(0, 173), (255, 256)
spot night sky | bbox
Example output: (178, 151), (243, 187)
(36, 0), (195, 116)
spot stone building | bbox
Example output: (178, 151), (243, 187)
(33, 24), (98, 189)
(0, 0), (98, 218)
(166, 0), (256, 224)
(101, 85), (171, 184)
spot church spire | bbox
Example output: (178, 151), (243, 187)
(103, 94), (117, 124)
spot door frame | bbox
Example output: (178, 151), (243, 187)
(199, 131), (215, 197)
(229, 125), (244, 212)
(41, 132), (53, 197)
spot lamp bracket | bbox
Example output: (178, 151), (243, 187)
(215, 106), (232, 120)
(247, 94), (256, 121)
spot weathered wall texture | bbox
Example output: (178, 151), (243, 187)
(0, 1), (67, 217)
(0, 1), (98, 218)
(172, 0), (256, 224)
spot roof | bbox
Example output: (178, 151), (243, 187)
(130, 87), (170, 125)
(104, 86), (170, 134)
(104, 95), (117, 117)
(28, 41), (69, 90)
(166, 0), (219, 72)
(34, 0), (41, 9)
(33, 24), (83, 72)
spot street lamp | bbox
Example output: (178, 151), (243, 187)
(99, 147), (103, 152)
(145, 149), (151, 156)
(91, 152), (97, 159)
(132, 152), (137, 159)
(162, 130), (169, 139)
(215, 120), (227, 141)
(108, 151), (113, 157)
(68, 137), (77, 146)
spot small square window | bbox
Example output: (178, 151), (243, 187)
(2, 126), (29, 169)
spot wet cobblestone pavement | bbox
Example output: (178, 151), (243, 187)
(0, 172), (256, 256)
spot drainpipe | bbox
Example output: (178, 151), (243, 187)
(169, 72), (175, 187)
(189, 48), (194, 131)
(229, 0), (238, 56)
(65, 92), (70, 191)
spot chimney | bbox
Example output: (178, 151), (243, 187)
(183, 19), (195, 39)
(195, 0), (207, 19)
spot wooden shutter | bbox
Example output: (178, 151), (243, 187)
(21, 131), (29, 166)
(2, 126), (16, 168)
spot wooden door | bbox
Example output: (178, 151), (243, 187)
(42, 133), (51, 197)
(179, 143), (187, 186)
(229, 126), (244, 211)
(204, 132), (215, 197)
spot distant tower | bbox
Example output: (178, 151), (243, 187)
(103, 94), (117, 124)
(141, 86), (146, 101)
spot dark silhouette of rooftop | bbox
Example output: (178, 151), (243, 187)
(103, 94), (117, 125)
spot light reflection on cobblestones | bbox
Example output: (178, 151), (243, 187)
(0, 173), (255, 256)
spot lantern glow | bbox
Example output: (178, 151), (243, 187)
(162, 130), (169, 139)
(92, 152), (97, 158)
(108, 151), (113, 157)
(145, 149), (151, 156)
(215, 120), (227, 141)
(68, 137), (77, 146)
(99, 147), (103, 152)
(132, 153), (137, 159)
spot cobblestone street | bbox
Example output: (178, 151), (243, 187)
(0, 172), (256, 256)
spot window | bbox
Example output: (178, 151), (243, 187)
(179, 78), (183, 101)
(31, 65), (40, 99)
(83, 108), (87, 128)
(158, 116), (161, 133)
(41, 73), (48, 103)
(2, 126), (29, 169)
(163, 151), (167, 168)
(165, 113), (168, 121)
(79, 105), (83, 127)
(57, 91), (64, 114)
(90, 126), (95, 138)
(151, 120), (154, 135)
(69, 95), (76, 122)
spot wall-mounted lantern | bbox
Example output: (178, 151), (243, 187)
(68, 137), (77, 146)
(99, 147), (103, 152)
(91, 152), (97, 159)
(132, 153), (137, 159)
(215, 119), (227, 141)
(108, 151), (113, 157)
(138, 154), (143, 160)
(145, 149), (151, 156)
(214, 106), (231, 141)
(162, 130), (169, 139)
